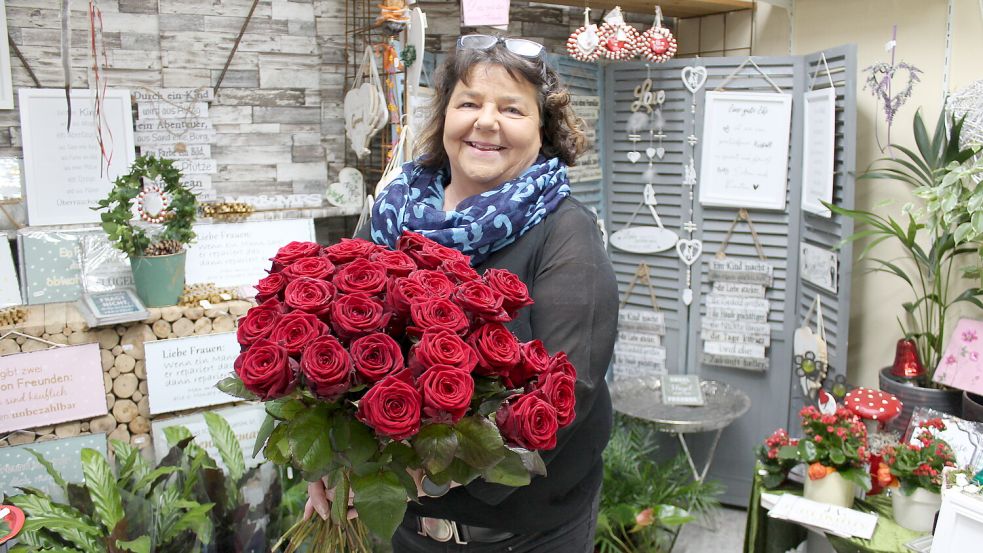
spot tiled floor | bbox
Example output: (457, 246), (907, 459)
(674, 507), (748, 553)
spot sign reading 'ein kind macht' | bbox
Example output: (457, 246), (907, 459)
(0, 343), (106, 433)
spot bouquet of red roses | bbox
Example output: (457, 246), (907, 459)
(218, 232), (576, 551)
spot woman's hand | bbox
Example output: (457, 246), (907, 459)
(304, 478), (358, 521)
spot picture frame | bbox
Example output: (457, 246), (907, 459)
(801, 87), (836, 217)
(698, 91), (793, 210)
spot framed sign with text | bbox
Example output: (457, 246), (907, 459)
(0, 433), (107, 503)
(19, 88), (136, 226)
(151, 403), (268, 470)
(801, 88), (836, 217)
(144, 332), (240, 415)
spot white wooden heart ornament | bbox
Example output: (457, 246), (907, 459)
(681, 66), (708, 94)
(627, 151), (641, 163)
(645, 147), (656, 159)
(656, 147), (665, 159)
(675, 238), (703, 266)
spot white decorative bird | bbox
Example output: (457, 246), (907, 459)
(817, 388), (837, 416)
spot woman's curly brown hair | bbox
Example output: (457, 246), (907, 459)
(414, 40), (590, 169)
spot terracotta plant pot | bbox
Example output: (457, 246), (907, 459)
(803, 470), (856, 508)
(963, 391), (983, 423)
(892, 487), (942, 532)
(878, 368), (963, 433)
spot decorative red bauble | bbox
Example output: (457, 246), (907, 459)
(652, 35), (668, 54)
(891, 338), (926, 379)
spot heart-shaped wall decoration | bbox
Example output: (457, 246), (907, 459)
(646, 147), (656, 159)
(676, 238), (703, 266)
(656, 147), (666, 159)
(627, 151), (641, 163)
(681, 65), (708, 94)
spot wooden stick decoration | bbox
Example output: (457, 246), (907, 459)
(214, 0), (262, 96)
(620, 262), (661, 311)
(716, 209), (767, 261)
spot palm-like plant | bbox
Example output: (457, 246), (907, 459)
(829, 110), (983, 378)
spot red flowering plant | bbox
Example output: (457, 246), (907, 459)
(882, 418), (956, 495)
(755, 429), (800, 489)
(777, 406), (872, 491)
(217, 233), (575, 551)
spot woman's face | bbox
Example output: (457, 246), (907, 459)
(442, 63), (542, 193)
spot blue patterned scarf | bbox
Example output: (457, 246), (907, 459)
(370, 156), (571, 266)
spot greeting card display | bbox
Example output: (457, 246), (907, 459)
(17, 228), (102, 305)
(144, 332), (241, 415)
(933, 319), (983, 396)
(0, 433), (108, 503)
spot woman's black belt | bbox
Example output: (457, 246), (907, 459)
(416, 516), (516, 544)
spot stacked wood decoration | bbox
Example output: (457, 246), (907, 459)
(613, 262), (667, 381)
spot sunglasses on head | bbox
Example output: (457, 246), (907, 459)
(456, 35), (546, 59)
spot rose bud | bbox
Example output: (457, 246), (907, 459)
(483, 268), (534, 316)
(547, 352), (577, 380)
(349, 333), (404, 384)
(237, 298), (287, 348)
(408, 329), (478, 376)
(234, 339), (299, 400)
(370, 249), (418, 277)
(271, 311), (329, 356)
(270, 241), (321, 271)
(468, 323), (521, 378)
(300, 335), (353, 400)
(329, 292), (391, 341)
(407, 297), (470, 338)
(495, 390), (559, 451)
(323, 238), (381, 265)
(419, 364), (474, 424)
(283, 277), (336, 316)
(453, 280), (509, 323)
(282, 256), (335, 281)
(357, 369), (422, 440)
(255, 272), (288, 303)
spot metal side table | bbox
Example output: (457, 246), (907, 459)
(610, 378), (751, 483)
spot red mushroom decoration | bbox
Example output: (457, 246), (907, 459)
(844, 388), (903, 434)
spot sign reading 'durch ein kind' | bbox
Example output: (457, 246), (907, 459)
(144, 332), (240, 415)
(0, 343), (107, 433)
(0, 433), (108, 503)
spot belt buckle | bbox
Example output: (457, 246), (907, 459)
(418, 517), (468, 545)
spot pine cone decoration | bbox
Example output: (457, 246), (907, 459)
(144, 240), (183, 256)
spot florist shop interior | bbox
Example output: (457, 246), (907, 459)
(0, 0), (982, 552)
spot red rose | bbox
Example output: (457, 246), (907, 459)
(300, 335), (353, 400)
(483, 268), (534, 316)
(282, 256), (335, 281)
(324, 238), (381, 265)
(406, 270), (456, 298)
(357, 369), (422, 440)
(283, 277), (336, 315)
(506, 339), (550, 388)
(236, 298), (286, 347)
(234, 339), (298, 400)
(441, 258), (481, 283)
(254, 272), (288, 303)
(409, 329), (478, 376)
(422, 241), (469, 266)
(370, 249), (418, 277)
(453, 280), (509, 323)
(271, 311), (329, 356)
(419, 364), (474, 424)
(271, 241), (321, 271)
(535, 372), (576, 427)
(329, 292), (390, 340)
(332, 258), (388, 295)
(385, 277), (431, 319)
(468, 323), (521, 377)
(495, 391), (559, 451)
(547, 352), (576, 380)
(407, 298), (470, 338)
(396, 231), (434, 267)
(349, 333), (404, 383)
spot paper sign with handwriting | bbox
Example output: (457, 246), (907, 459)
(801, 88), (836, 217)
(185, 219), (316, 289)
(699, 91), (792, 210)
(151, 403), (266, 470)
(0, 433), (107, 503)
(0, 343), (106, 433)
(461, 0), (510, 26)
(144, 332), (240, 415)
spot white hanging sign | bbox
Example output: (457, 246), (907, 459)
(799, 242), (838, 293)
(610, 226), (678, 254)
(698, 91), (792, 210)
(801, 88), (837, 217)
(617, 309), (666, 335)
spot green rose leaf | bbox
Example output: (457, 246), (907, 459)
(351, 469), (409, 540)
(289, 406), (334, 476)
(428, 458), (480, 487)
(510, 447), (547, 477)
(481, 448), (531, 487)
(453, 416), (505, 470)
(216, 375), (258, 401)
(340, 418), (379, 468)
(253, 414), (276, 459)
(264, 424), (291, 465)
(412, 424), (459, 474)
(266, 398), (307, 421)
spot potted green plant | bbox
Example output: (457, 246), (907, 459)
(754, 428), (800, 489)
(882, 417), (956, 532)
(93, 154), (197, 307)
(828, 110), (983, 429)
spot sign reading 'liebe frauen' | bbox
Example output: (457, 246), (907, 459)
(144, 332), (240, 415)
(0, 343), (106, 433)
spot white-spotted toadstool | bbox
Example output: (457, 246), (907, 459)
(844, 387), (903, 434)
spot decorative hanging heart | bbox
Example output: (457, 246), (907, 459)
(656, 147), (666, 159)
(682, 288), (694, 306)
(598, 22), (640, 61)
(646, 147), (657, 159)
(681, 65), (708, 94)
(676, 238), (703, 266)
(627, 151), (641, 163)
(639, 26), (677, 63)
(566, 25), (602, 62)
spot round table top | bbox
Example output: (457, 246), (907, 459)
(610, 378), (751, 433)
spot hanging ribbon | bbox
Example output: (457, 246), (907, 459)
(89, 0), (113, 176)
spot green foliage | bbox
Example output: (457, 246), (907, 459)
(754, 429), (799, 489)
(92, 154), (197, 257)
(778, 406), (872, 492)
(595, 415), (721, 553)
(834, 109), (983, 376)
(885, 418), (957, 494)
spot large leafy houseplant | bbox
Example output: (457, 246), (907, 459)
(829, 110), (983, 378)
(595, 416), (720, 553)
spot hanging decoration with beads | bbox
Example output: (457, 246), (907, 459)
(598, 7), (639, 61)
(136, 180), (172, 224)
(639, 6), (677, 63)
(566, 6), (602, 63)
